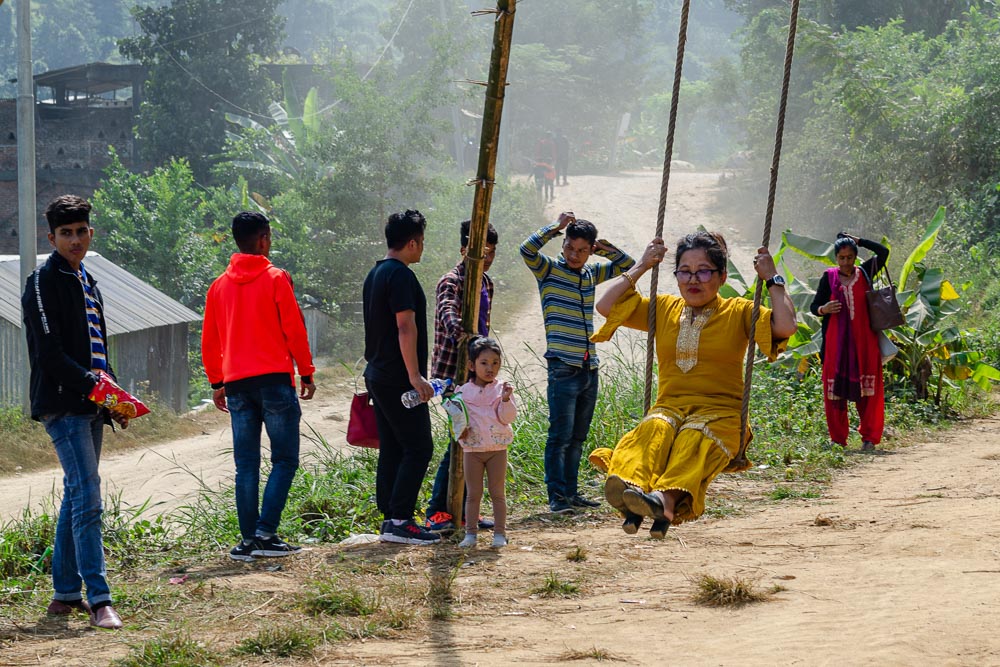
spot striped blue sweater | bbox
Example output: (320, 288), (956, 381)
(520, 223), (635, 368)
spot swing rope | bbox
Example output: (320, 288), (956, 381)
(727, 0), (801, 473)
(640, 0), (801, 473)
(644, 0), (691, 413)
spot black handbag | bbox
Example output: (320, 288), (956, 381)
(865, 267), (904, 331)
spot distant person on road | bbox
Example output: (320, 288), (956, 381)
(22, 194), (126, 629)
(534, 132), (558, 202)
(363, 209), (441, 545)
(810, 233), (889, 452)
(424, 220), (500, 533)
(521, 211), (636, 514)
(555, 130), (570, 186)
(202, 211), (316, 562)
(590, 232), (796, 538)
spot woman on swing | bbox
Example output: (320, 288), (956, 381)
(589, 231), (797, 538)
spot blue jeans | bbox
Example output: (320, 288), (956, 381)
(544, 358), (599, 503)
(227, 383), (301, 540)
(43, 412), (112, 606)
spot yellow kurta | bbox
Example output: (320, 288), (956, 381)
(589, 290), (785, 524)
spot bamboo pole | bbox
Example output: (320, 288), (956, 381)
(447, 0), (517, 524)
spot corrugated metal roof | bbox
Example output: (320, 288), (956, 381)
(0, 253), (200, 334)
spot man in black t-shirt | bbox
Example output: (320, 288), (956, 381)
(362, 209), (441, 545)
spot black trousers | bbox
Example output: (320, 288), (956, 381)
(366, 378), (434, 521)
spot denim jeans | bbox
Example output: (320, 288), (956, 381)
(227, 383), (302, 540)
(544, 358), (599, 503)
(43, 412), (112, 606)
(366, 378), (434, 520)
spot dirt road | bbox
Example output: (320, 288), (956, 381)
(2, 171), (743, 522)
(337, 417), (1000, 666)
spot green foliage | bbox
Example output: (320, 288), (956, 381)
(119, 0), (285, 180)
(302, 579), (380, 617)
(0, 0), (135, 99)
(509, 0), (651, 171)
(110, 633), (219, 667)
(0, 505), (55, 581)
(531, 572), (580, 598)
(91, 149), (236, 311)
(233, 626), (317, 658)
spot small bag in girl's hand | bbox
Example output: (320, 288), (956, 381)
(442, 394), (469, 441)
(347, 392), (379, 448)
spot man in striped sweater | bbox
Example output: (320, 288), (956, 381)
(521, 211), (635, 514)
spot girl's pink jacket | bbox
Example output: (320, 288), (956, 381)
(455, 379), (517, 452)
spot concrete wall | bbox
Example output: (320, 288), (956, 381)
(0, 100), (136, 254)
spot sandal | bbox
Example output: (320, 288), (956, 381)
(604, 475), (629, 512)
(649, 519), (670, 539)
(622, 488), (668, 521)
(621, 512), (643, 535)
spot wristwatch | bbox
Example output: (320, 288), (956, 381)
(765, 275), (786, 289)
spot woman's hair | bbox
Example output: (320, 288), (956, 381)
(469, 336), (502, 363)
(834, 234), (859, 256)
(674, 231), (728, 271)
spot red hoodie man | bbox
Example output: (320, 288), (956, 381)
(202, 211), (316, 562)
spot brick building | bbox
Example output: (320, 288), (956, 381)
(0, 63), (144, 254)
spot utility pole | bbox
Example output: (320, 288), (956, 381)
(17, 0), (38, 413)
(447, 0), (516, 522)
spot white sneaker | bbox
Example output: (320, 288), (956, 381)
(491, 534), (508, 548)
(458, 533), (477, 549)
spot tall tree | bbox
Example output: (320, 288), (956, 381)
(725, 0), (975, 35)
(119, 0), (285, 181)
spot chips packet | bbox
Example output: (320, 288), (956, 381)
(87, 370), (150, 419)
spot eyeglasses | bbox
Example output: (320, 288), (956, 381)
(673, 268), (721, 283)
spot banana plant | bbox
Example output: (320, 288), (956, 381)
(224, 83), (337, 183)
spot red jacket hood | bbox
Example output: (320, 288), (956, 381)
(226, 253), (273, 284)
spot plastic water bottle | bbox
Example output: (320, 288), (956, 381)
(401, 378), (452, 408)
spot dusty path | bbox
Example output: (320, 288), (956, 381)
(336, 417), (1000, 666)
(2, 171), (743, 521)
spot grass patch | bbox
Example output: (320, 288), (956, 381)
(557, 647), (625, 662)
(566, 546), (588, 562)
(691, 573), (775, 607)
(233, 626), (317, 658)
(111, 633), (218, 667)
(302, 579), (380, 617)
(768, 486), (822, 501)
(426, 560), (461, 620)
(531, 572), (580, 598)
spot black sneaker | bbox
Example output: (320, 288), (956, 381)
(380, 520), (442, 545)
(229, 540), (256, 562)
(549, 499), (574, 515)
(251, 536), (302, 558)
(570, 495), (601, 508)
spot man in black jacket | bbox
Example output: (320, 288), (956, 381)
(21, 195), (125, 630)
